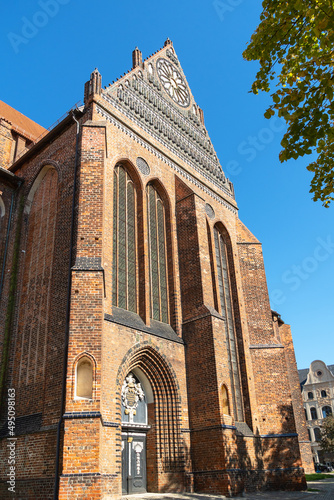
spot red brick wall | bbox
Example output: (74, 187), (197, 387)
(14, 167), (58, 414)
(0, 118), (81, 499)
(0, 91), (307, 499)
(280, 323), (315, 473)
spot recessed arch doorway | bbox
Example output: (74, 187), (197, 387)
(118, 346), (184, 495)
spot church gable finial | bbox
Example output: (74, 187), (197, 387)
(164, 38), (173, 47)
(84, 68), (102, 103)
(132, 47), (143, 69)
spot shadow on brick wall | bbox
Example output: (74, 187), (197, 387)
(221, 404), (306, 494)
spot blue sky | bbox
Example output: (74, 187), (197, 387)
(1, 0), (333, 369)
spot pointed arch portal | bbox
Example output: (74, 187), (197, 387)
(118, 345), (183, 494)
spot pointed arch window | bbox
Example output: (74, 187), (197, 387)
(214, 226), (243, 421)
(113, 165), (137, 312)
(146, 184), (168, 323)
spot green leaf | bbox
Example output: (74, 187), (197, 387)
(243, 0), (334, 206)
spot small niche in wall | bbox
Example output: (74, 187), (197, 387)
(76, 356), (93, 399)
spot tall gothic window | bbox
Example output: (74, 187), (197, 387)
(147, 184), (168, 323)
(113, 165), (137, 312)
(214, 226), (243, 421)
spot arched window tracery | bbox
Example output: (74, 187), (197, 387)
(146, 183), (169, 323)
(113, 164), (137, 312)
(213, 225), (243, 421)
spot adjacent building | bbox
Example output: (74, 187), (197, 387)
(0, 40), (312, 499)
(299, 361), (334, 465)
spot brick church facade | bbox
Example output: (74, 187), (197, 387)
(0, 40), (313, 498)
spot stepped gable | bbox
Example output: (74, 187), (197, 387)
(101, 39), (234, 198)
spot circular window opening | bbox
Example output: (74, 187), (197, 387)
(317, 370), (323, 377)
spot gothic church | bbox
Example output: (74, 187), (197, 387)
(0, 40), (313, 499)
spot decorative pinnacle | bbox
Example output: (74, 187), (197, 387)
(132, 47), (143, 69)
(164, 38), (173, 47)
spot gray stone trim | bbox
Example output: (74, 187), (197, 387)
(72, 256), (103, 271)
(104, 308), (184, 344)
(249, 344), (284, 349)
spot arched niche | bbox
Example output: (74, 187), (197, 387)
(221, 384), (230, 416)
(75, 356), (94, 399)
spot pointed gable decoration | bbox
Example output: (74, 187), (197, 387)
(100, 40), (234, 198)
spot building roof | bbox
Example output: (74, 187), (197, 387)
(298, 368), (309, 387)
(0, 100), (46, 141)
(298, 363), (334, 388)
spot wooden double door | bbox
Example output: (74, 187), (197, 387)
(122, 432), (146, 494)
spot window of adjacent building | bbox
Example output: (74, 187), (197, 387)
(310, 407), (317, 420)
(146, 183), (168, 323)
(308, 391), (314, 400)
(214, 226), (243, 422)
(307, 428), (311, 441)
(304, 408), (308, 421)
(113, 165), (137, 313)
(314, 427), (321, 442)
(76, 357), (93, 399)
(322, 406), (332, 418)
(321, 390), (327, 398)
